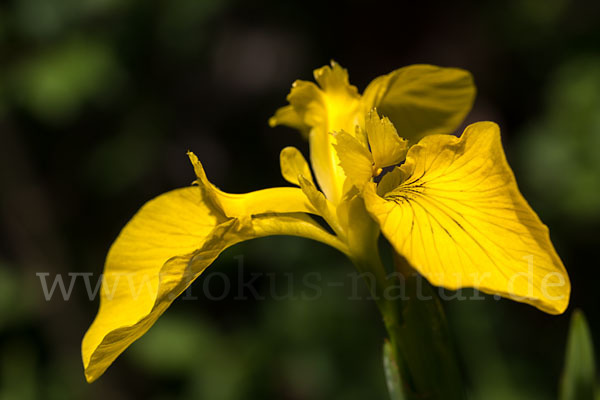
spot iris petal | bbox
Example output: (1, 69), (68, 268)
(364, 122), (570, 314)
(270, 62), (361, 203)
(82, 156), (346, 382)
(363, 65), (476, 143)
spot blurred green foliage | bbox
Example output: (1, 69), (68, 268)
(127, 239), (388, 400)
(560, 310), (596, 400)
(0, 0), (598, 399)
(519, 56), (600, 221)
(12, 37), (122, 123)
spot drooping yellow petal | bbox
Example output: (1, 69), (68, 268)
(333, 130), (373, 189)
(82, 157), (347, 383)
(363, 122), (570, 314)
(279, 146), (314, 186)
(82, 186), (216, 382)
(365, 109), (408, 169)
(362, 65), (476, 142)
(270, 61), (361, 204)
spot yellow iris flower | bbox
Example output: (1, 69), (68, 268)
(82, 62), (570, 383)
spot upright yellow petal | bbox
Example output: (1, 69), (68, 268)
(365, 109), (408, 169)
(362, 65), (476, 142)
(312, 61), (361, 132)
(363, 122), (570, 314)
(82, 156), (347, 383)
(270, 62), (361, 204)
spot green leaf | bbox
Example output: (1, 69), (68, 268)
(383, 340), (406, 400)
(560, 309), (597, 400)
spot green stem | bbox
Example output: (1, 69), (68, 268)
(356, 249), (466, 400)
(342, 196), (465, 398)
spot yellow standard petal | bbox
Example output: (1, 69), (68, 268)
(270, 61), (361, 204)
(363, 122), (570, 314)
(82, 154), (347, 383)
(362, 65), (476, 143)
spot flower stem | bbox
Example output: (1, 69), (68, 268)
(356, 250), (466, 400)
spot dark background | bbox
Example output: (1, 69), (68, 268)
(0, 0), (599, 399)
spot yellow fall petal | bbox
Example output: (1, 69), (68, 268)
(82, 186), (217, 382)
(376, 167), (404, 197)
(363, 122), (570, 314)
(365, 109), (408, 169)
(82, 156), (347, 383)
(82, 203), (343, 382)
(279, 146), (314, 186)
(362, 65), (476, 142)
